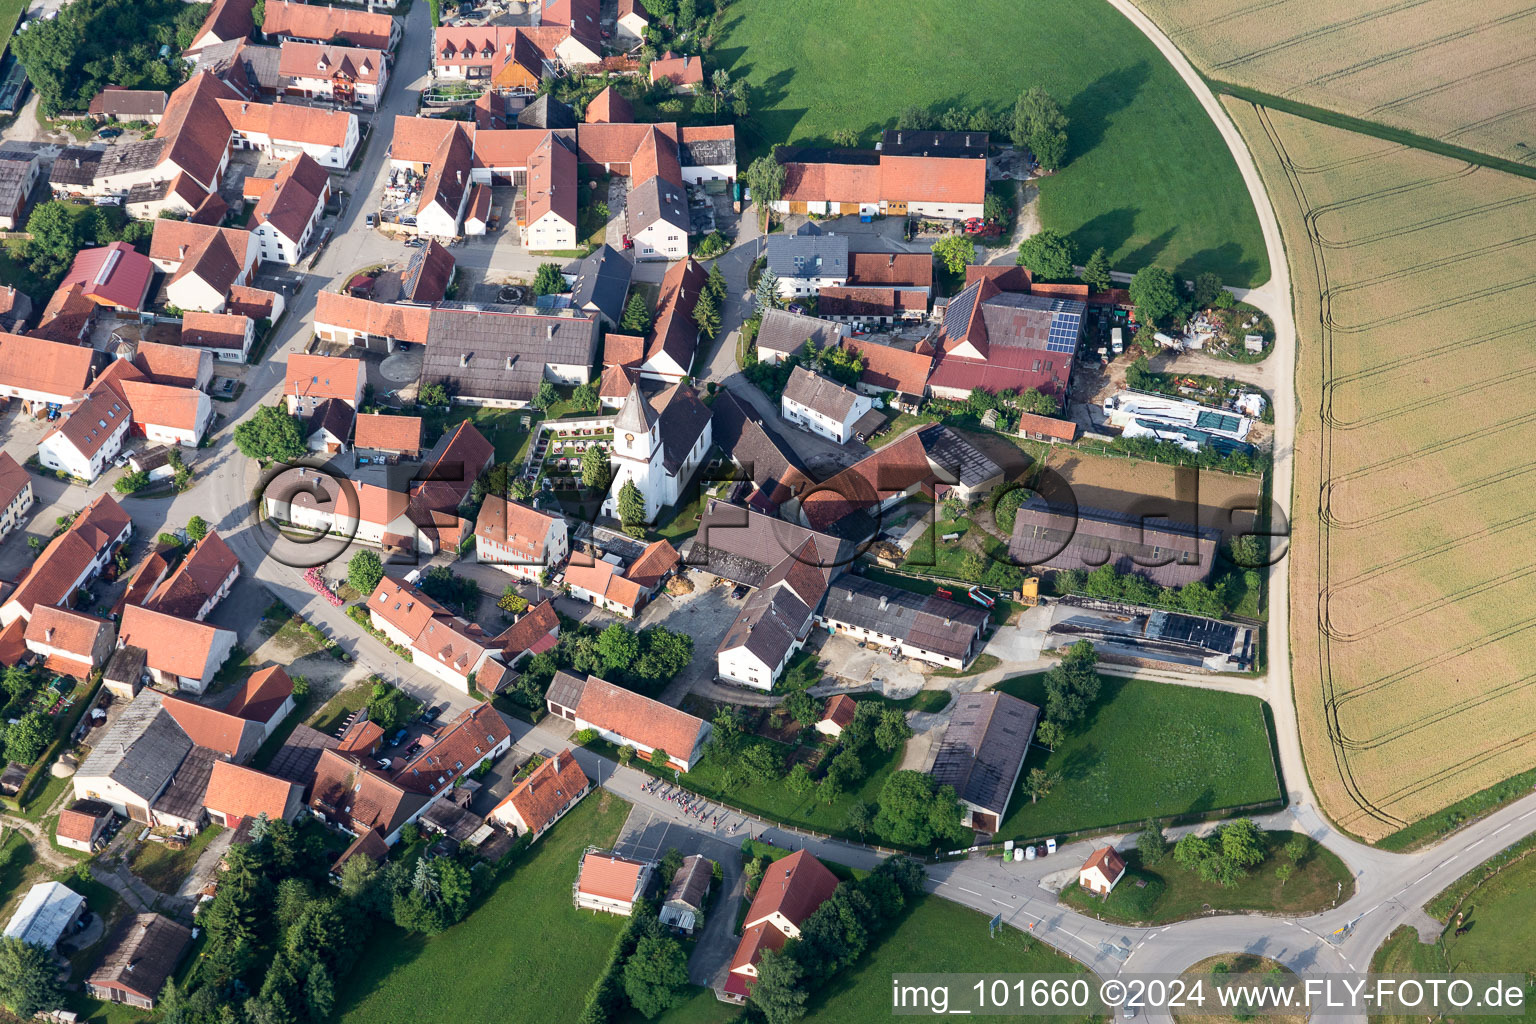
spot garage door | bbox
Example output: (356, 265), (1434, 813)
(788, 201), (808, 214)
(838, 202), (860, 215)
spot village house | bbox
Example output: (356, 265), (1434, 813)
(149, 220), (259, 313)
(352, 413), (423, 457)
(367, 576), (508, 692)
(929, 691), (1039, 833)
(843, 337), (934, 411)
(766, 226), (848, 298)
(143, 531), (240, 621)
(284, 353), (366, 417)
(780, 366), (877, 445)
(752, 307), (849, 366)
(818, 286), (930, 328)
(474, 496), (568, 582)
(771, 130), (988, 221)
(306, 398), (355, 454)
(0, 151), (38, 230)
(131, 341), (214, 391)
(724, 850), (839, 1001)
(490, 598), (560, 678)
(816, 694), (858, 738)
(546, 671), (710, 771)
(88, 88), (168, 125)
(261, 1), (399, 52)
(117, 604), (238, 694)
(614, 0), (649, 46)
(649, 52), (703, 92)
(186, 0), (254, 53)
(0, 495), (131, 627)
(569, 245), (633, 328)
(278, 40), (389, 108)
(182, 311), (257, 363)
(488, 747), (589, 841)
(55, 243), (156, 313)
(222, 665), (296, 742)
(639, 257), (705, 383)
(522, 132), (579, 250)
(24, 606), (115, 679)
(927, 278), (1086, 401)
(220, 98), (360, 170)
(575, 851), (654, 916)
(203, 760), (305, 828)
(246, 151), (332, 266)
(0, 452), (31, 542)
(563, 558), (646, 619)
(313, 291), (432, 352)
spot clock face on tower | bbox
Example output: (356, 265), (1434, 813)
(625, 433), (635, 442)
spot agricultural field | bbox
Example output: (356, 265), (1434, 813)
(995, 675), (1280, 838)
(1229, 101), (1536, 842)
(1133, 0), (1536, 168)
(716, 0), (1269, 284)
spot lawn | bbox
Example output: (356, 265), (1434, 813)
(1425, 845), (1536, 1021)
(423, 406), (538, 466)
(1059, 831), (1352, 924)
(808, 896), (1094, 1022)
(308, 681), (374, 734)
(994, 675), (1281, 838)
(715, 0), (1268, 285)
(0, 0), (25, 64)
(335, 792), (631, 1024)
(127, 825), (224, 894)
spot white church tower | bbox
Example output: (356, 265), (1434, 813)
(603, 381), (664, 522)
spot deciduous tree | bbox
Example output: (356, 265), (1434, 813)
(234, 405), (306, 464)
(623, 931), (690, 1018)
(347, 550), (385, 597)
(931, 235), (976, 276)
(532, 262), (566, 296)
(1017, 228), (1077, 281)
(1129, 266), (1181, 327)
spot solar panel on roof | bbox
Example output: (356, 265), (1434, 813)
(1045, 309), (1081, 353)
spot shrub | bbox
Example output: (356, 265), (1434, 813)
(574, 728), (599, 745)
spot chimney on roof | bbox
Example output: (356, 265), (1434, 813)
(505, 355), (514, 369)
(74, 157), (80, 168)
(44, 628), (53, 643)
(179, 244), (188, 259)
(878, 594), (888, 610)
(460, 353), (469, 366)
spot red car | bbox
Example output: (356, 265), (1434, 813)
(621, 234), (634, 250)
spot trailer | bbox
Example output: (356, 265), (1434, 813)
(967, 586), (995, 609)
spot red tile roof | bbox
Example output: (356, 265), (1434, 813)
(744, 849), (838, 928)
(0, 452), (29, 515)
(367, 577), (452, 645)
(0, 332), (94, 399)
(224, 665), (294, 723)
(249, 151), (329, 243)
(492, 747), (587, 834)
(161, 694), (259, 758)
(557, 673), (706, 766)
(182, 311), (251, 352)
(133, 342), (208, 388)
(603, 334), (645, 367)
(189, 0), (255, 49)
(879, 154), (986, 204)
(277, 40), (384, 85)
(219, 98), (354, 148)
(1081, 845), (1126, 880)
(492, 599), (559, 659)
(397, 703), (510, 793)
(578, 851), (647, 902)
(224, 285), (279, 320)
(585, 86), (632, 124)
(6, 495), (130, 618)
(262, 0), (394, 50)
(1017, 412), (1078, 442)
(650, 53), (703, 87)
(648, 257), (705, 369)
(847, 252), (933, 288)
(781, 161), (879, 205)
(800, 430), (932, 530)
(353, 413), (422, 454)
(309, 747), (419, 836)
(285, 353), (364, 404)
(474, 496), (559, 563)
(845, 338), (934, 396)
(625, 539), (679, 590)
(118, 604), (230, 681)
(314, 291), (432, 345)
(56, 804), (108, 843)
(24, 606), (110, 662)
(525, 132), (576, 228)
(204, 761), (301, 822)
(821, 694), (857, 729)
(156, 73), (241, 190)
(565, 559), (644, 612)
(144, 531), (238, 618)
(817, 287), (928, 319)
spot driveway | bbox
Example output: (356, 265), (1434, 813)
(651, 576), (752, 705)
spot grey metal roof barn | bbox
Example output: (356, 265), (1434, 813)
(765, 231), (848, 283)
(1006, 495), (1222, 588)
(822, 577), (988, 662)
(569, 244), (633, 327)
(4, 882), (85, 948)
(930, 691), (1039, 822)
(421, 303), (599, 405)
(77, 690), (192, 801)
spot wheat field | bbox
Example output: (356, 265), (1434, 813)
(1228, 102), (1536, 841)
(1138, 0), (1536, 167)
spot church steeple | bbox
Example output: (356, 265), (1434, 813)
(613, 380), (656, 461)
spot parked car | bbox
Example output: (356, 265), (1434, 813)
(92, 196), (122, 206)
(404, 237), (423, 248)
(388, 728), (408, 747)
(365, 213), (375, 227)
(421, 704), (444, 724)
(97, 128), (121, 139)
(404, 742), (424, 758)
(376, 758), (393, 771)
